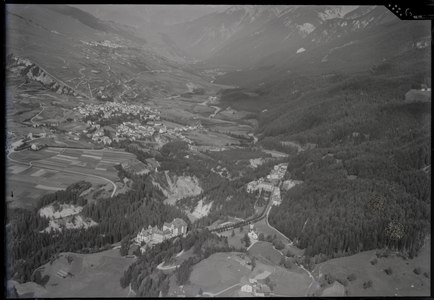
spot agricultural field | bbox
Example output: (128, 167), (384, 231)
(170, 252), (252, 297)
(268, 266), (312, 297)
(6, 147), (136, 209)
(167, 250), (313, 297)
(248, 241), (284, 265)
(8, 248), (135, 298)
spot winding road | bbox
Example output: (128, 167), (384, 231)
(209, 105), (221, 118)
(30, 103), (45, 125)
(265, 205), (293, 244)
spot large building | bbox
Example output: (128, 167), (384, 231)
(163, 218), (188, 236)
(246, 180), (275, 193)
(135, 218), (188, 247)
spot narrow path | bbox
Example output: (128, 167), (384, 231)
(30, 103), (45, 125)
(296, 262), (318, 296)
(203, 283), (241, 297)
(127, 283), (136, 297)
(247, 240), (258, 251)
(209, 105), (221, 118)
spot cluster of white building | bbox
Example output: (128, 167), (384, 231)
(76, 101), (159, 122)
(135, 218), (188, 252)
(75, 102), (203, 146)
(81, 39), (125, 49)
(117, 122), (155, 140)
(246, 163), (288, 206)
(267, 163), (288, 182)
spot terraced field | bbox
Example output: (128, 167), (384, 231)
(6, 147), (136, 209)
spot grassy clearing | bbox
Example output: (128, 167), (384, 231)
(167, 248), (313, 297)
(184, 252), (251, 294)
(248, 241), (283, 265)
(270, 266), (311, 296)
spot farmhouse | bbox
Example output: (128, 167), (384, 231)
(254, 284), (271, 296)
(248, 229), (258, 241)
(241, 280), (271, 296)
(241, 284), (253, 293)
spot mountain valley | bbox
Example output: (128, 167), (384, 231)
(5, 4), (431, 298)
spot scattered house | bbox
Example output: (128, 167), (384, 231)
(254, 284), (271, 296)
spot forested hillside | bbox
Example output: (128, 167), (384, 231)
(6, 176), (188, 283)
(265, 43), (430, 262)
